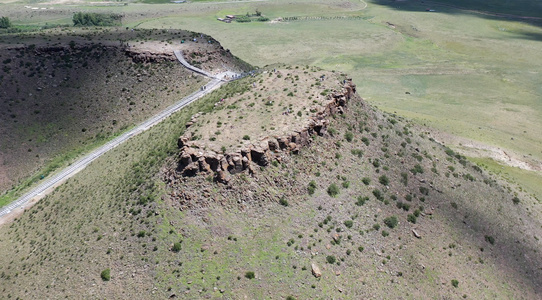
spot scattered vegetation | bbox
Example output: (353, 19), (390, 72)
(72, 12), (123, 26)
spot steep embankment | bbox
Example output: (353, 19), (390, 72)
(0, 66), (540, 299)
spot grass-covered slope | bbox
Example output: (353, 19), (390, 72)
(1, 67), (539, 299)
(158, 67), (542, 299)
(0, 77), (252, 299)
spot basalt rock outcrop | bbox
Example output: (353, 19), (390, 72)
(174, 80), (358, 184)
(125, 49), (176, 63)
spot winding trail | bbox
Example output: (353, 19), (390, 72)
(0, 51), (238, 223)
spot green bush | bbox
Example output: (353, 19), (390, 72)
(445, 148), (455, 157)
(410, 164), (424, 175)
(242, 135), (250, 140)
(379, 175), (389, 186)
(245, 271), (255, 279)
(100, 268), (111, 281)
(407, 214), (417, 224)
(236, 16), (252, 22)
(401, 172), (408, 186)
(327, 184), (340, 197)
(381, 230), (389, 237)
(0, 17), (12, 29)
(451, 279), (459, 288)
(419, 186), (429, 195)
(344, 220), (353, 228)
(342, 181), (350, 188)
(279, 198), (289, 206)
(383, 216), (398, 228)
(484, 235), (495, 245)
(73, 12), (122, 26)
(308, 180), (317, 195)
(326, 255), (336, 264)
(355, 196), (368, 206)
(396, 201), (410, 211)
(172, 242), (182, 253)
(351, 149), (363, 158)
(372, 189), (384, 201)
(344, 131), (354, 142)
(362, 177), (371, 185)
(512, 197), (520, 204)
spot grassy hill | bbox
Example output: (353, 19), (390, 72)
(0, 66), (540, 299)
(0, 0), (541, 298)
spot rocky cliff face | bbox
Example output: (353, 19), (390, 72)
(171, 80), (359, 184)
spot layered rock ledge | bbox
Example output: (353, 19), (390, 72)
(174, 77), (358, 183)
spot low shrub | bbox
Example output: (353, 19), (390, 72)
(451, 279), (459, 288)
(410, 164), (424, 175)
(327, 184), (340, 197)
(345, 131), (354, 142)
(484, 235), (495, 245)
(308, 180), (317, 195)
(355, 196), (368, 206)
(172, 242), (182, 253)
(379, 175), (389, 186)
(383, 216), (398, 228)
(100, 268), (111, 281)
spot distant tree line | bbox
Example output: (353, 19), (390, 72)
(0, 17), (12, 29)
(72, 12), (123, 27)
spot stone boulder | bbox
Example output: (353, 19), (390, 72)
(311, 263), (322, 278)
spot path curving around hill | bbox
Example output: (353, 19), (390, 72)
(0, 51), (240, 225)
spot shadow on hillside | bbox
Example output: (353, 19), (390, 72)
(436, 177), (542, 295)
(370, 0), (542, 34)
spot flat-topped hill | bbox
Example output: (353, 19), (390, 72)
(175, 66), (358, 182)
